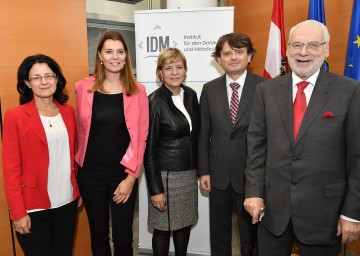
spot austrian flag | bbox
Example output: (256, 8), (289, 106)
(263, 0), (288, 78)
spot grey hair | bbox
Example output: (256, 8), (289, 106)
(288, 20), (330, 44)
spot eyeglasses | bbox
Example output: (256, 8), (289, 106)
(28, 74), (57, 83)
(288, 41), (327, 51)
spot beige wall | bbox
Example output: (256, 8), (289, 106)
(0, 0), (91, 255)
(86, 0), (160, 23)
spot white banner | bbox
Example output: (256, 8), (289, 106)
(135, 7), (234, 255)
(166, 0), (217, 9)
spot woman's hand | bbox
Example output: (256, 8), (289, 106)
(113, 175), (136, 204)
(13, 215), (31, 234)
(151, 193), (166, 212)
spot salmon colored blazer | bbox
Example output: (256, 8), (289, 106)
(75, 76), (149, 178)
(2, 100), (80, 220)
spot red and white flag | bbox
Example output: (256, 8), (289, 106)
(263, 0), (287, 78)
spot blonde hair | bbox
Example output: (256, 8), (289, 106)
(156, 48), (188, 81)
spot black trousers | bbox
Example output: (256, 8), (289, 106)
(257, 220), (341, 256)
(78, 167), (137, 256)
(210, 185), (257, 256)
(16, 200), (78, 256)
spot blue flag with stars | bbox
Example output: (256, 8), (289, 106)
(345, 0), (360, 80)
(308, 0), (326, 23)
(308, 0), (329, 71)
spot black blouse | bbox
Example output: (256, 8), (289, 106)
(83, 91), (130, 171)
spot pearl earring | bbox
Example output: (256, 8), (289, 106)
(100, 59), (103, 65)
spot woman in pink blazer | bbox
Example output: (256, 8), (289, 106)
(2, 54), (80, 256)
(75, 31), (149, 256)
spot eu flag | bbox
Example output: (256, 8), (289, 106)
(308, 0), (329, 71)
(345, 0), (360, 81)
(308, 0), (326, 24)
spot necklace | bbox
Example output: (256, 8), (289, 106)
(49, 117), (53, 128)
(36, 101), (57, 128)
(103, 78), (123, 94)
(45, 116), (53, 128)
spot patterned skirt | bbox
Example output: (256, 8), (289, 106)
(148, 169), (198, 231)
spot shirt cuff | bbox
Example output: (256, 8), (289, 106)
(340, 214), (360, 222)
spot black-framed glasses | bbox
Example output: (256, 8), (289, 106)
(28, 74), (57, 83)
(288, 41), (327, 51)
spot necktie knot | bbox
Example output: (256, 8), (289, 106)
(230, 82), (240, 90)
(297, 81), (309, 91)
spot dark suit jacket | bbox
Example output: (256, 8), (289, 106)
(198, 72), (265, 193)
(245, 69), (360, 244)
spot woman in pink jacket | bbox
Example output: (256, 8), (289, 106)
(75, 31), (149, 256)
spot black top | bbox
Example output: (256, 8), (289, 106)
(83, 91), (130, 171)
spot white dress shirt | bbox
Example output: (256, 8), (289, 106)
(226, 70), (247, 106)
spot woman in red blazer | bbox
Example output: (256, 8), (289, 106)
(75, 31), (149, 256)
(2, 54), (80, 256)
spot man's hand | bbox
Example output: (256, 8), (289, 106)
(244, 197), (265, 224)
(200, 175), (211, 192)
(337, 218), (360, 244)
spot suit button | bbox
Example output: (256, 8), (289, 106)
(291, 180), (297, 185)
(293, 156), (297, 160)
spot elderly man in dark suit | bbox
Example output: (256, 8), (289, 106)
(198, 32), (265, 256)
(244, 20), (360, 256)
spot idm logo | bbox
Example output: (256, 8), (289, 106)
(146, 36), (169, 52)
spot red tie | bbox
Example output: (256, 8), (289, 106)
(230, 82), (240, 126)
(293, 81), (309, 141)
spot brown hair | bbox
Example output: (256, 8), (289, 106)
(156, 48), (188, 81)
(212, 32), (256, 61)
(89, 31), (138, 95)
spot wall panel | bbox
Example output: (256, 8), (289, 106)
(0, 0), (91, 255)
